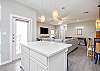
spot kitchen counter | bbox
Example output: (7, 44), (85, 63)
(21, 41), (72, 57)
(21, 41), (72, 71)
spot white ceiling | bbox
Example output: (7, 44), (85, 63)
(16, 0), (99, 25)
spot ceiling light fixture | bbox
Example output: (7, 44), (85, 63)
(52, 10), (62, 21)
(38, 16), (45, 22)
(52, 10), (59, 21)
(53, 10), (59, 17)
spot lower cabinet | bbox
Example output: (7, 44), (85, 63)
(21, 46), (68, 71)
(30, 57), (47, 71)
(30, 58), (37, 71)
(21, 53), (29, 71)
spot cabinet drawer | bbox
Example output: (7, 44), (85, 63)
(21, 46), (29, 54)
(30, 57), (48, 71)
(21, 54), (29, 71)
(30, 50), (47, 66)
(21, 60), (29, 71)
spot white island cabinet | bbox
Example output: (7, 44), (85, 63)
(21, 41), (72, 71)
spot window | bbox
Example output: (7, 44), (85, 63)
(76, 27), (84, 35)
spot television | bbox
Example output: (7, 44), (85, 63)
(40, 27), (48, 34)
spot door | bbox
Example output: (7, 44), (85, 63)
(10, 15), (32, 61)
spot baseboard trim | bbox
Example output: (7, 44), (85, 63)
(0, 60), (12, 66)
(0, 58), (21, 66)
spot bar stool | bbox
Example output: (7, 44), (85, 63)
(94, 38), (100, 64)
(87, 38), (93, 59)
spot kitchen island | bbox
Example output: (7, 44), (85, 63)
(21, 41), (72, 71)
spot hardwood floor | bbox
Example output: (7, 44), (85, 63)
(0, 46), (100, 71)
(68, 46), (100, 71)
(0, 60), (22, 71)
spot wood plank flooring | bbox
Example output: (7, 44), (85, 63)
(0, 46), (100, 71)
(0, 60), (22, 71)
(68, 46), (100, 71)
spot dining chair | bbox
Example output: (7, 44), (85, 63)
(94, 38), (100, 64)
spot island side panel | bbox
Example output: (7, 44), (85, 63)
(21, 45), (30, 71)
(48, 51), (66, 71)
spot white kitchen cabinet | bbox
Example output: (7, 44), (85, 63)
(21, 41), (72, 71)
(21, 46), (30, 71)
(30, 58), (37, 71)
(30, 57), (47, 71)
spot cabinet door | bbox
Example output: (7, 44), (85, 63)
(37, 63), (47, 71)
(30, 57), (47, 71)
(65, 50), (68, 71)
(21, 53), (29, 71)
(30, 59), (37, 71)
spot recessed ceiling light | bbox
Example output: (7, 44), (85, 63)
(38, 16), (45, 22)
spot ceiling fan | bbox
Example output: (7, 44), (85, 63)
(52, 10), (78, 24)
(37, 10), (78, 24)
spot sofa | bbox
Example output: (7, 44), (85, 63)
(64, 38), (79, 54)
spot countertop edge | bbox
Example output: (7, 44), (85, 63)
(21, 43), (72, 57)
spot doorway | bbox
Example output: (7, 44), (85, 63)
(10, 15), (32, 61)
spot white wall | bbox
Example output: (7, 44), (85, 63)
(0, 2), (1, 21)
(0, 32), (1, 64)
(37, 23), (55, 38)
(0, 0), (37, 63)
(66, 20), (96, 39)
(56, 20), (96, 39)
(0, 2), (1, 57)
